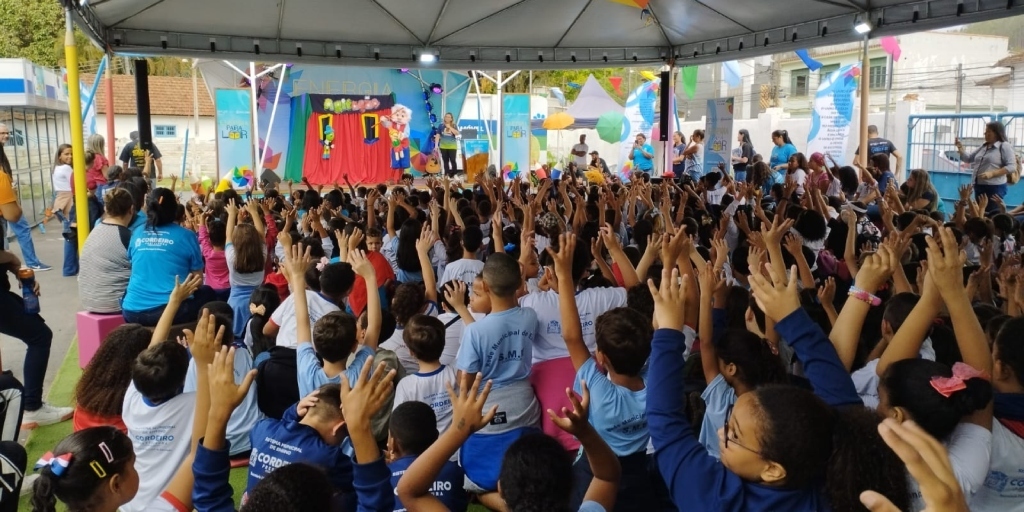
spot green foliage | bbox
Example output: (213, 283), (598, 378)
(960, 14), (1024, 52)
(0, 0), (64, 66)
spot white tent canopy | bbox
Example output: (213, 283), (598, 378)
(69, 0), (1024, 69)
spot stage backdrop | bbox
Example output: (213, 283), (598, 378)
(214, 88), (255, 179)
(807, 64), (859, 165)
(299, 93), (397, 185)
(502, 94), (531, 179)
(704, 98), (734, 175)
(197, 63), (470, 184)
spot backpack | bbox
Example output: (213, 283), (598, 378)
(255, 347), (300, 420)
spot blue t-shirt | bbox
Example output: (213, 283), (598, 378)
(877, 171), (895, 196)
(122, 224), (204, 312)
(388, 455), (466, 512)
(574, 358), (649, 456)
(296, 343), (375, 397)
(698, 373), (736, 460)
(245, 404), (354, 500)
(631, 143), (654, 171)
(456, 307), (536, 389)
(769, 143), (798, 170)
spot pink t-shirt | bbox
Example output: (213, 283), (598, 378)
(198, 225), (230, 290)
(530, 357), (581, 452)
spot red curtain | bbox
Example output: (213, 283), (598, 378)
(302, 109), (397, 185)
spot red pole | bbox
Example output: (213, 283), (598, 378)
(105, 53), (115, 164)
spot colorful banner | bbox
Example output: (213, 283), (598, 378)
(617, 81), (658, 173)
(807, 64), (859, 165)
(502, 94), (531, 179)
(462, 139), (490, 183)
(704, 97), (734, 175)
(215, 88), (255, 179)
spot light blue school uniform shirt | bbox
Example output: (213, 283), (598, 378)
(456, 307), (536, 389)
(574, 358), (649, 456)
(631, 143), (655, 171)
(698, 373), (736, 459)
(122, 223), (204, 312)
(296, 343), (375, 397)
(183, 346), (261, 455)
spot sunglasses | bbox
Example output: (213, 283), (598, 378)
(724, 404), (763, 456)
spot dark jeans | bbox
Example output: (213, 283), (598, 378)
(440, 148), (458, 176)
(570, 449), (662, 512)
(122, 285), (218, 326)
(975, 183), (1008, 216)
(0, 292), (52, 411)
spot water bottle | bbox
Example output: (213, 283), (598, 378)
(17, 269), (40, 315)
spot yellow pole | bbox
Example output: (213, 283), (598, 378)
(64, 9), (90, 251)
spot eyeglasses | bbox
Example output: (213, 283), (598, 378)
(723, 404), (763, 455)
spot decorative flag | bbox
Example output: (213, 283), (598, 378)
(722, 61), (742, 88)
(549, 87), (566, 105)
(680, 66), (698, 100)
(880, 36), (901, 61)
(567, 81), (582, 89)
(795, 49), (823, 72)
(607, 0), (649, 8)
(608, 76), (623, 95)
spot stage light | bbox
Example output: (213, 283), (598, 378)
(505, 51), (511, 63)
(374, 48), (380, 60)
(854, 20), (872, 34)
(429, 83), (443, 94)
(209, 38), (216, 52)
(571, 52), (577, 63)
(469, 51), (476, 62)
(399, 68), (409, 73)
(161, 36), (167, 50)
(418, 48), (438, 63)
(254, 40), (260, 55)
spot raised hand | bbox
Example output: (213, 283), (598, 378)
(761, 212), (795, 250)
(817, 276), (836, 306)
(547, 381), (591, 436)
(748, 263), (800, 323)
(183, 309), (225, 367)
(443, 281), (468, 311)
(348, 249), (375, 279)
(283, 242), (313, 284)
(208, 346), (257, 414)
(855, 242), (899, 293)
(169, 273), (204, 305)
(647, 267), (687, 331)
(925, 227), (968, 299)
(415, 225), (437, 255)
(446, 372), (497, 435)
(548, 233), (576, 277)
(341, 359), (397, 431)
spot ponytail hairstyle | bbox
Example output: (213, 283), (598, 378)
(232, 223), (266, 274)
(31, 427), (136, 512)
(880, 359), (993, 440)
(145, 187), (178, 231)
(396, 218), (423, 273)
(102, 188), (135, 218)
(248, 284), (282, 359)
(994, 317), (1024, 390)
(771, 130), (792, 145)
(716, 329), (788, 388)
(750, 386), (910, 511)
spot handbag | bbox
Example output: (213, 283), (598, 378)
(1008, 149), (1021, 185)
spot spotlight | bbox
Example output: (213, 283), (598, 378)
(399, 68), (409, 73)
(538, 51), (544, 63)
(693, 50), (698, 58)
(296, 44), (302, 57)
(469, 51), (476, 62)
(956, 1), (964, 16)
(418, 48), (437, 63)
(254, 40), (260, 55)
(161, 36), (167, 50)
(821, 24), (828, 37)
(209, 38), (216, 52)
(374, 48), (380, 60)
(602, 52), (608, 62)
(429, 83), (443, 94)
(791, 31), (797, 42)
(912, 9), (919, 22)
(336, 46), (342, 58)
(571, 52), (577, 63)
(763, 36), (769, 47)
(632, 52), (638, 62)
(738, 40), (744, 51)
(854, 20), (872, 34)
(114, 36), (122, 46)
(505, 51), (511, 63)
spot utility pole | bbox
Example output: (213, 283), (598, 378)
(954, 63), (964, 114)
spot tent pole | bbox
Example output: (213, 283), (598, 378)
(258, 64), (286, 178)
(64, 8), (90, 250)
(249, 62), (260, 183)
(859, 36), (870, 169)
(105, 52), (115, 164)
(441, 71), (447, 117)
(472, 71), (494, 168)
(497, 70), (503, 177)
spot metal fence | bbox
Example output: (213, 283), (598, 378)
(906, 113), (1024, 211)
(0, 106), (71, 226)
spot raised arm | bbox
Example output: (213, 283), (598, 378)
(697, 264), (722, 384)
(151, 274), (204, 347)
(550, 234), (591, 371)
(246, 200), (265, 237)
(600, 223), (638, 288)
(415, 226), (438, 306)
(829, 243), (898, 371)
(225, 199), (238, 245)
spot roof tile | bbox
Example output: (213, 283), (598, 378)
(81, 74), (215, 117)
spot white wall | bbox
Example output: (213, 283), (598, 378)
(98, 114), (217, 177)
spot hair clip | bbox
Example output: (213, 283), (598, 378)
(35, 452), (72, 477)
(929, 362), (991, 398)
(250, 304), (267, 316)
(315, 257), (330, 272)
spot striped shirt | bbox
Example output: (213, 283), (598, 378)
(78, 222), (132, 313)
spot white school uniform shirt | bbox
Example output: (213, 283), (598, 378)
(972, 420), (1024, 511)
(437, 311), (487, 367)
(438, 258), (485, 289)
(908, 423), (992, 512)
(380, 302), (440, 374)
(271, 290), (340, 348)
(52, 164), (73, 192)
(851, 338), (935, 409)
(121, 383), (195, 512)
(519, 287), (628, 364)
(393, 365), (459, 434)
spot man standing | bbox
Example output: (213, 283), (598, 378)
(0, 124), (50, 272)
(571, 134), (589, 169)
(119, 130), (163, 181)
(855, 125), (904, 180)
(0, 146), (72, 428)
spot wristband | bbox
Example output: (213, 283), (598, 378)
(848, 286), (881, 306)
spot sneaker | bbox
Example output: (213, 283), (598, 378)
(28, 264), (52, 272)
(21, 403), (74, 429)
(20, 474), (38, 496)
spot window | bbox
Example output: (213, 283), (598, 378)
(819, 64), (840, 80)
(869, 57), (888, 90)
(791, 68), (810, 97)
(154, 125), (177, 138)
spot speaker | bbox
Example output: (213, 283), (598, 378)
(133, 60), (153, 157)
(658, 70), (670, 141)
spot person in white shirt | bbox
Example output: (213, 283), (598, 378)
(263, 262), (355, 348)
(571, 134), (589, 169)
(392, 315), (458, 436)
(438, 225), (485, 289)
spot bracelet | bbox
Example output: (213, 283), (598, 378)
(848, 286), (881, 306)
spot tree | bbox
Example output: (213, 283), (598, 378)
(0, 0), (64, 67)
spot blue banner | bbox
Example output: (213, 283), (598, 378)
(502, 94), (531, 179)
(215, 89), (254, 179)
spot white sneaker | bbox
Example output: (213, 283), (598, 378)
(20, 474), (38, 496)
(22, 403), (74, 430)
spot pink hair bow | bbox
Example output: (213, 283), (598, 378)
(315, 257), (330, 272)
(35, 452), (72, 477)
(929, 362), (990, 398)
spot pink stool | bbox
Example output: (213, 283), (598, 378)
(76, 312), (125, 368)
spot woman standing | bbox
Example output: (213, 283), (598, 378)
(51, 144), (78, 276)
(682, 130), (705, 181)
(435, 112), (460, 177)
(670, 131), (686, 178)
(731, 129), (754, 182)
(955, 121), (1015, 206)
(769, 130), (798, 175)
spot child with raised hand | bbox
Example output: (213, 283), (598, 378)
(869, 227), (994, 511)
(32, 310), (222, 512)
(392, 314), (457, 436)
(454, 252), (541, 504)
(396, 373), (622, 512)
(225, 199), (267, 338)
(647, 264), (911, 512)
(197, 210), (230, 301)
(289, 242), (381, 397)
(549, 233), (654, 510)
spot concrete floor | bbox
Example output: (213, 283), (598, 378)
(2, 220), (81, 440)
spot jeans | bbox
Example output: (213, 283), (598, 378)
(122, 285), (218, 326)
(3, 216), (42, 268)
(735, 170), (747, 182)
(55, 209), (79, 277)
(975, 183), (1008, 216)
(0, 291), (52, 411)
(440, 148), (458, 176)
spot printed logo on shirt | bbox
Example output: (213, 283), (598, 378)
(132, 426), (177, 450)
(984, 470), (1024, 496)
(490, 411), (508, 425)
(250, 436), (305, 480)
(546, 320), (561, 334)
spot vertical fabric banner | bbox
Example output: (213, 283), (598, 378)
(618, 80), (659, 175)
(215, 89), (255, 179)
(704, 98), (734, 175)
(462, 139), (490, 183)
(807, 64), (859, 165)
(502, 94), (530, 179)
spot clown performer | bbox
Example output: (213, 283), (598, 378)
(380, 104), (412, 173)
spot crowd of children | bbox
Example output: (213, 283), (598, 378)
(18, 149), (1024, 512)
